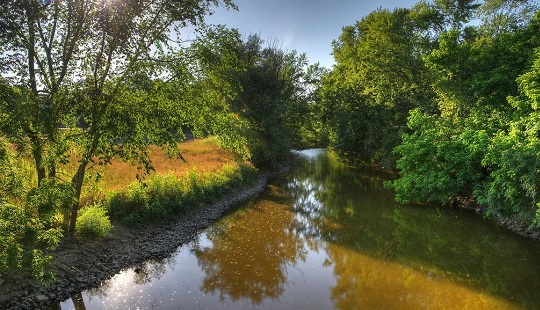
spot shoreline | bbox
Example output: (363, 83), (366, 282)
(0, 166), (289, 310)
(2, 155), (539, 309)
(473, 207), (540, 241)
(449, 196), (540, 241)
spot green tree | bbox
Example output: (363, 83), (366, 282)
(320, 7), (437, 168)
(390, 7), (540, 221)
(475, 48), (540, 224)
(433, 0), (481, 29)
(192, 27), (313, 168)
(479, 0), (538, 37)
(0, 0), (235, 234)
(391, 109), (486, 204)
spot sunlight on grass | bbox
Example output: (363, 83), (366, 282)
(98, 138), (235, 191)
(15, 137), (235, 205)
(12, 137), (238, 206)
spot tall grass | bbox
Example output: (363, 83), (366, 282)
(97, 137), (236, 191)
(67, 138), (236, 205)
(12, 138), (253, 226)
(107, 163), (257, 225)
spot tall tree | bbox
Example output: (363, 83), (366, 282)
(480, 0), (538, 36)
(391, 7), (540, 221)
(433, 0), (481, 29)
(0, 0), (235, 234)
(192, 27), (312, 168)
(320, 7), (437, 168)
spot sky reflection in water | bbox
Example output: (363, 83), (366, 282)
(59, 150), (540, 309)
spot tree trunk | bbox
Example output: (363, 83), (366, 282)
(32, 141), (46, 186)
(68, 160), (88, 235)
(26, 4), (47, 185)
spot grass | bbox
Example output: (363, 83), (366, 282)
(79, 137), (257, 225)
(11, 137), (255, 225)
(95, 137), (236, 191)
(62, 137), (238, 204)
(107, 162), (257, 225)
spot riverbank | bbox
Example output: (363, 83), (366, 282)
(448, 196), (540, 242)
(475, 207), (540, 241)
(0, 165), (290, 310)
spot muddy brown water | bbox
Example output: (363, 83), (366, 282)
(57, 149), (540, 309)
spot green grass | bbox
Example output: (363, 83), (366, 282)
(106, 163), (257, 226)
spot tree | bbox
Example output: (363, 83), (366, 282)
(0, 0), (235, 234)
(390, 7), (540, 220)
(390, 109), (486, 204)
(319, 7), (437, 168)
(479, 0), (538, 37)
(475, 48), (540, 224)
(433, 0), (481, 30)
(191, 27), (313, 168)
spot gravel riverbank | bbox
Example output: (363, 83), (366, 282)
(0, 168), (287, 310)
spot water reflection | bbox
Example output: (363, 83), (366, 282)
(49, 293), (86, 310)
(57, 150), (540, 309)
(325, 243), (515, 309)
(284, 150), (540, 309)
(191, 185), (308, 304)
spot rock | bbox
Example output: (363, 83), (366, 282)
(35, 294), (49, 302)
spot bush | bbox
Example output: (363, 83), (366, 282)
(390, 110), (485, 204)
(76, 203), (112, 238)
(106, 163), (257, 225)
(0, 200), (62, 284)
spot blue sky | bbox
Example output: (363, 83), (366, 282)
(202, 0), (421, 68)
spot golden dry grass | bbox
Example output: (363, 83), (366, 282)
(11, 137), (239, 204)
(89, 138), (237, 192)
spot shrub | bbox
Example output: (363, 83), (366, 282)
(390, 110), (485, 205)
(76, 203), (112, 238)
(0, 200), (62, 284)
(106, 162), (257, 225)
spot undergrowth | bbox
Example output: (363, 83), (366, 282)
(107, 163), (257, 225)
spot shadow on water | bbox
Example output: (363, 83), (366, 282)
(285, 150), (540, 309)
(57, 149), (540, 309)
(49, 293), (86, 310)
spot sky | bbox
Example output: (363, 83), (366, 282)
(199, 0), (421, 68)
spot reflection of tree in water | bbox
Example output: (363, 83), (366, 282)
(290, 150), (539, 309)
(324, 242), (517, 310)
(192, 185), (308, 305)
(49, 293), (87, 310)
(133, 256), (175, 285)
(284, 151), (397, 249)
(389, 206), (540, 309)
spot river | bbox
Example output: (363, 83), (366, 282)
(57, 149), (540, 309)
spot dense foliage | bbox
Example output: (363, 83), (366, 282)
(76, 203), (112, 239)
(189, 27), (323, 167)
(0, 143), (68, 282)
(318, 6), (439, 168)
(107, 163), (257, 225)
(318, 0), (540, 228)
